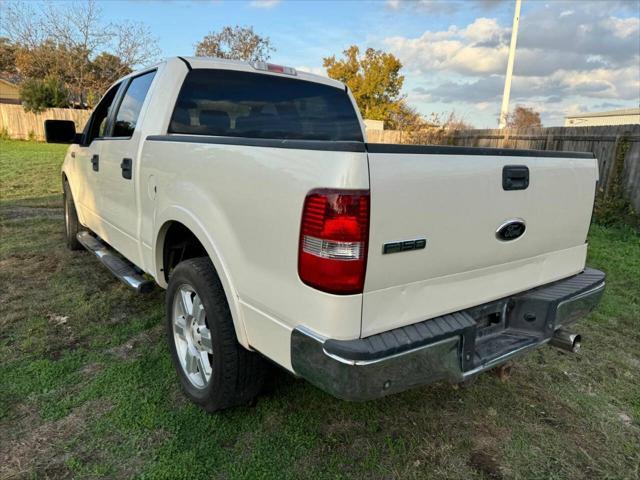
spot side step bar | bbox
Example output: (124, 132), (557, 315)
(77, 231), (155, 294)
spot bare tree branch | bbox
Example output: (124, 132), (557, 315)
(2, 0), (160, 106)
(195, 25), (274, 62)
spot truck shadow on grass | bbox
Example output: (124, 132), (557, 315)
(1, 198), (639, 480)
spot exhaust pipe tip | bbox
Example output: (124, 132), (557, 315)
(570, 334), (581, 353)
(550, 330), (581, 353)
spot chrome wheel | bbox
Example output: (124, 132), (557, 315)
(172, 285), (213, 389)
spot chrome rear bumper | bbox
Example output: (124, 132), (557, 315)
(291, 268), (605, 401)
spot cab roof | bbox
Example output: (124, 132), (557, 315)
(170, 56), (345, 91)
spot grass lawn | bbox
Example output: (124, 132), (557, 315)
(1, 139), (639, 479)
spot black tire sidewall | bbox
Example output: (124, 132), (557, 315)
(63, 182), (83, 250)
(165, 259), (230, 407)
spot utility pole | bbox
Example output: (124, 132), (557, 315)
(498, 0), (522, 129)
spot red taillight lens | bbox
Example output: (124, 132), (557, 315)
(267, 63), (285, 73)
(298, 189), (370, 295)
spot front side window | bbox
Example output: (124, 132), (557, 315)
(85, 82), (121, 144)
(112, 70), (156, 138)
(169, 69), (363, 142)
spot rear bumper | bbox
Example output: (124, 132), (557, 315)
(291, 268), (605, 401)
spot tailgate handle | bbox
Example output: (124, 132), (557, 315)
(503, 165), (529, 191)
(91, 154), (99, 172)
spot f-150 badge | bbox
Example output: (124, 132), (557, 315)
(382, 238), (427, 254)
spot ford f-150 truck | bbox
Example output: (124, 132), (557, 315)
(45, 56), (605, 412)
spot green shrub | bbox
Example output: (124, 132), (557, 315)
(20, 77), (70, 113)
(593, 135), (638, 228)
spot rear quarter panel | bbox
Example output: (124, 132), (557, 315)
(139, 140), (369, 370)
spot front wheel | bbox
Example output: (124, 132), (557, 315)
(63, 181), (83, 251)
(166, 257), (267, 412)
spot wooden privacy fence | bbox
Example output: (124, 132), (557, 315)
(0, 104), (91, 141)
(368, 125), (640, 214)
(1, 104), (638, 213)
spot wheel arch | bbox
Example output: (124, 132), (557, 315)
(153, 211), (250, 349)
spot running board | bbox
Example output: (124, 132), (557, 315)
(77, 231), (155, 294)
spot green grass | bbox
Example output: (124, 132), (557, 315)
(1, 139), (639, 479)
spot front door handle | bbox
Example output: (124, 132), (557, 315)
(91, 154), (99, 172)
(502, 165), (529, 190)
(121, 158), (132, 180)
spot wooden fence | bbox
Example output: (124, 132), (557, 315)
(368, 125), (640, 213)
(0, 104), (91, 141)
(0, 104), (637, 213)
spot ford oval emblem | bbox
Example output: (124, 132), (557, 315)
(496, 219), (526, 241)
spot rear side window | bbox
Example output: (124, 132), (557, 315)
(112, 70), (156, 138)
(169, 69), (363, 142)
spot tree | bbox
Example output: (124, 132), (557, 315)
(4, 0), (159, 107)
(387, 101), (426, 132)
(323, 46), (407, 128)
(87, 52), (132, 104)
(195, 26), (274, 62)
(20, 77), (69, 112)
(506, 105), (542, 128)
(0, 38), (18, 76)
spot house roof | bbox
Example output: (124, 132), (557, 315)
(565, 108), (640, 119)
(0, 72), (22, 85)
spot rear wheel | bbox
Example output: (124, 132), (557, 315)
(63, 181), (83, 251)
(166, 257), (267, 411)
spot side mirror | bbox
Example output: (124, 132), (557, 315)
(44, 120), (77, 143)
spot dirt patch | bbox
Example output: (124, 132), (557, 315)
(319, 418), (363, 438)
(79, 362), (105, 377)
(0, 252), (59, 276)
(469, 450), (504, 479)
(618, 412), (634, 427)
(106, 325), (164, 360)
(0, 399), (113, 480)
(0, 205), (63, 221)
(468, 422), (512, 480)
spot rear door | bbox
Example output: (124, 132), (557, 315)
(362, 145), (598, 337)
(97, 69), (156, 264)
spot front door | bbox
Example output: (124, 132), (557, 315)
(73, 83), (123, 233)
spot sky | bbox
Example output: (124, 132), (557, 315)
(19, 0), (640, 126)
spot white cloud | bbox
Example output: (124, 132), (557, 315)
(385, 0), (508, 13)
(385, 18), (509, 75)
(249, 0), (280, 8)
(384, 1), (639, 126)
(603, 16), (640, 38)
(386, 9), (639, 77)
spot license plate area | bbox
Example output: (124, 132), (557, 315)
(464, 299), (543, 369)
(469, 301), (510, 340)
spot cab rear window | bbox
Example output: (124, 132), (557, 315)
(169, 69), (363, 142)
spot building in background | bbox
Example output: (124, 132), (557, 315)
(565, 108), (640, 127)
(0, 76), (21, 105)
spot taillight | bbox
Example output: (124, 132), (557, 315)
(298, 189), (370, 295)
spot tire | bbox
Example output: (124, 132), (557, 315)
(63, 181), (83, 251)
(166, 257), (267, 411)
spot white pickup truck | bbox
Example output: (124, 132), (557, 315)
(46, 56), (605, 411)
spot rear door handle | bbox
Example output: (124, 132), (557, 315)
(121, 158), (132, 180)
(502, 165), (529, 190)
(91, 154), (99, 172)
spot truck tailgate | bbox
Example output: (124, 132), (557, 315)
(362, 145), (597, 337)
